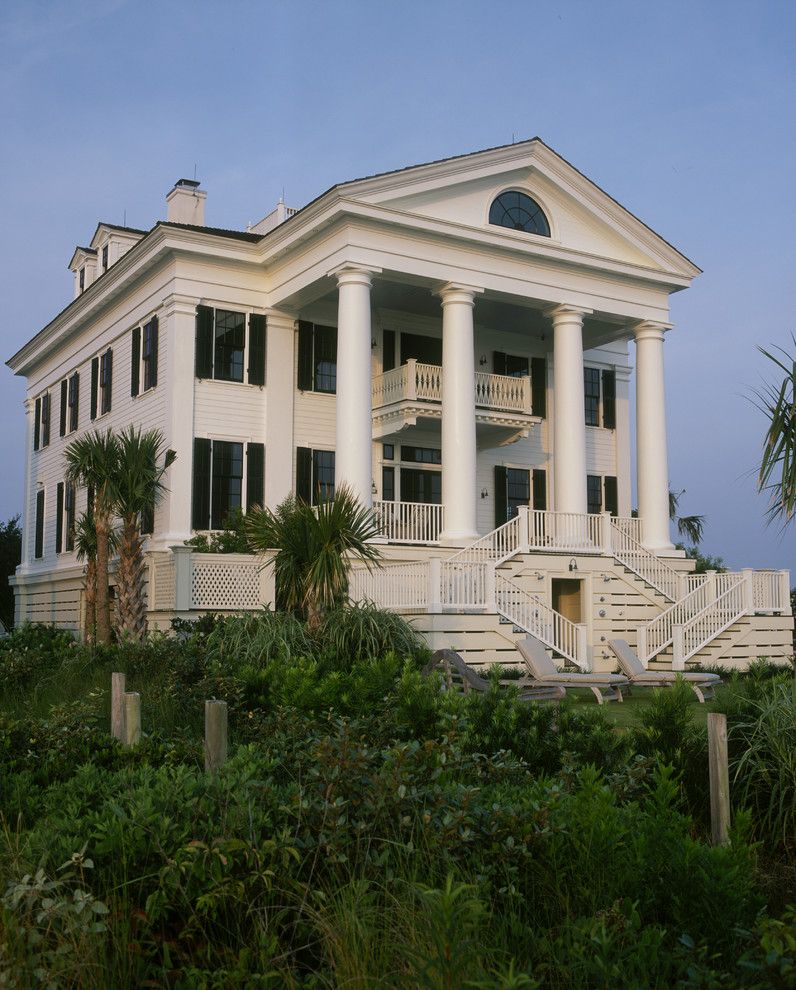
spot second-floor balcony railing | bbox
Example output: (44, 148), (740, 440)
(372, 360), (532, 415)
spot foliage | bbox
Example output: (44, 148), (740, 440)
(185, 506), (249, 554)
(246, 486), (382, 628)
(0, 515), (21, 632)
(755, 339), (796, 524)
(676, 543), (728, 573)
(317, 601), (428, 665)
(668, 488), (705, 545)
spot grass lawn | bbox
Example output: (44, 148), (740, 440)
(566, 683), (720, 729)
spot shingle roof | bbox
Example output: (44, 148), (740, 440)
(156, 221), (262, 243)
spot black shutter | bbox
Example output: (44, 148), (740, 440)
(65, 483), (75, 551)
(297, 321), (314, 390)
(531, 358), (547, 417)
(149, 316), (159, 388)
(195, 306), (214, 378)
(41, 393), (50, 447)
(493, 351), (507, 375)
(246, 442), (265, 509)
(34, 489), (44, 559)
(604, 476), (618, 517)
(90, 358), (99, 419)
(602, 369), (616, 429)
(494, 465), (508, 527)
(191, 438), (212, 530)
(296, 446), (312, 502)
(59, 381), (68, 437)
(131, 326), (141, 397)
(104, 349), (113, 413)
(87, 484), (95, 525)
(532, 469), (547, 511)
(248, 314), (266, 386)
(55, 482), (64, 554)
(141, 502), (154, 536)
(34, 397), (41, 451)
(383, 330), (396, 372)
(70, 373), (79, 432)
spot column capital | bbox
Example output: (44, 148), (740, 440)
(435, 282), (484, 306)
(329, 263), (381, 287)
(265, 309), (297, 332)
(544, 303), (593, 323)
(633, 320), (672, 342)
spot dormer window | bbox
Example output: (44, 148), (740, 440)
(489, 191), (550, 237)
(101, 245), (109, 272)
(79, 267), (85, 292)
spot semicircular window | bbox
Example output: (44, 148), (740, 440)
(489, 191), (550, 236)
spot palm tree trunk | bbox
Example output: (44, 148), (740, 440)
(83, 558), (97, 644)
(94, 514), (112, 645)
(116, 516), (147, 641)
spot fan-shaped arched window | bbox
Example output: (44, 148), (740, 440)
(489, 191), (550, 236)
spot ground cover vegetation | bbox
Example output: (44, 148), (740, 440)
(0, 618), (794, 988)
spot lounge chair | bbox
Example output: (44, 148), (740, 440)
(516, 636), (629, 704)
(608, 639), (722, 703)
(423, 649), (565, 701)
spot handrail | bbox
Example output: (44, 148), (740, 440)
(448, 512), (523, 566)
(674, 579), (748, 668)
(609, 522), (680, 601)
(528, 510), (601, 552)
(373, 500), (443, 544)
(371, 361), (532, 414)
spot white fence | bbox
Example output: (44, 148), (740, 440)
(371, 360), (531, 414)
(373, 500), (443, 544)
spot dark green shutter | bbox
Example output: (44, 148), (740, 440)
(296, 446), (312, 502)
(493, 351), (507, 375)
(604, 476), (618, 517)
(59, 380), (67, 436)
(34, 489), (44, 559)
(602, 369), (616, 429)
(248, 314), (266, 386)
(191, 438), (212, 530)
(34, 398), (40, 451)
(131, 326), (141, 397)
(383, 330), (395, 372)
(531, 358), (547, 417)
(246, 442), (265, 509)
(297, 322), (314, 390)
(90, 358), (99, 419)
(149, 316), (159, 388)
(195, 306), (214, 378)
(55, 482), (64, 554)
(532, 469), (547, 511)
(494, 465), (508, 527)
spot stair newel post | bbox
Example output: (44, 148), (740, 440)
(576, 623), (589, 671)
(741, 568), (755, 613)
(517, 505), (530, 552)
(428, 557), (442, 614)
(677, 571), (688, 600)
(779, 570), (791, 613)
(484, 564), (496, 611)
(705, 569), (717, 602)
(600, 512), (613, 555)
(406, 358), (417, 401)
(672, 624), (685, 671)
(636, 626), (648, 668)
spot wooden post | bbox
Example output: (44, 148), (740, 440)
(111, 672), (126, 741)
(123, 692), (141, 748)
(205, 700), (228, 772)
(708, 712), (730, 846)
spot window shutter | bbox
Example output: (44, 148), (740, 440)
(191, 438), (212, 530)
(87, 484), (95, 524)
(493, 351), (507, 375)
(131, 326), (141, 397)
(90, 358), (99, 419)
(532, 469), (547, 511)
(41, 393), (50, 447)
(141, 502), (154, 536)
(65, 483), (75, 552)
(494, 465), (508, 527)
(296, 446), (312, 502)
(149, 316), (159, 388)
(195, 306), (214, 378)
(383, 330), (395, 372)
(104, 349), (113, 413)
(70, 373), (79, 432)
(248, 314), (266, 386)
(34, 397), (41, 450)
(604, 476), (618, 517)
(602, 369), (616, 429)
(246, 442), (265, 509)
(34, 489), (44, 559)
(55, 482), (64, 554)
(531, 358), (547, 417)
(297, 322), (314, 390)
(59, 381), (68, 437)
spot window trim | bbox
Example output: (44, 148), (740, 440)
(195, 306), (264, 386)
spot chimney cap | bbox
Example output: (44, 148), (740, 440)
(174, 178), (201, 189)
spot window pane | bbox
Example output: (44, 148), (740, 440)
(313, 449), (335, 503)
(584, 367), (600, 426)
(400, 445), (441, 465)
(314, 325), (337, 393)
(382, 466), (395, 501)
(504, 354), (529, 378)
(506, 468), (530, 518)
(211, 440), (243, 528)
(587, 474), (602, 514)
(214, 310), (245, 382)
(400, 468), (441, 504)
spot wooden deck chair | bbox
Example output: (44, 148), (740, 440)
(608, 639), (722, 703)
(423, 649), (565, 701)
(516, 636), (629, 704)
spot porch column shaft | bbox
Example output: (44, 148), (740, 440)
(21, 398), (34, 565)
(265, 311), (296, 508)
(334, 267), (374, 508)
(549, 305), (589, 515)
(635, 322), (673, 552)
(161, 295), (197, 544)
(439, 283), (481, 541)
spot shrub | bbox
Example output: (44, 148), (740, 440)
(317, 602), (427, 667)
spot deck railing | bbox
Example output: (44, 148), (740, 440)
(371, 360), (532, 414)
(528, 510), (603, 552)
(609, 521), (680, 601)
(373, 500), (443, 544)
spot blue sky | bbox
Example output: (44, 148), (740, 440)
(2, 0), (795, 571)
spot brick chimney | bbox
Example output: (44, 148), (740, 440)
(166, 178), (207, 226)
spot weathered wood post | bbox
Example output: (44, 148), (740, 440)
(111, 672), (126, 740)
(123, 692), (141, 748)
(708, 712), (730, 846)
(204, 700), (228, 772)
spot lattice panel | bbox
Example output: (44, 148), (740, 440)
(191, 559), (261, 610)
(150, 557), (175, 611)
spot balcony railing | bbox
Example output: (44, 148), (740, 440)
(372, 360), (532, 415)
(373, 499), (443, 544)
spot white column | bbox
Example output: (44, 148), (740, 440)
(547, 304), (591, 515)
(438, 283), (482, 542)
(333, 266), (376, 508)
(160, 294), (197, 544)
(634, 321), (674, 552)
(20, 398), (35, 567)
(265, 310), (296, 509)
(614, 365), (633, 517)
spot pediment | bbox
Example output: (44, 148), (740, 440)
(339, 140), (699, 280)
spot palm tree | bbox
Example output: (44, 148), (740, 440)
(755, 342), (796, 525)
(65, 430), (120, 644)
(113, 427), (176, 640)
(669, 488), (705, 546)
(246, 484), (382, 631)
(74, 510), (118, 644)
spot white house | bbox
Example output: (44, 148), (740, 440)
(7, 140), (792, 670)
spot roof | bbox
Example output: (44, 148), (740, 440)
(156, 221), (261, 243)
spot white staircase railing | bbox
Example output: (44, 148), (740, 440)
(527, 509), (602, 552)
(495, 572), (589, 670)
(609, 521), (680, 601)
(349, 561), (429, 610)
(672, 578), (748, 670)
(448, 512), (524, 566)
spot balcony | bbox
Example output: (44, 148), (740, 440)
(371, 360), (539, 440)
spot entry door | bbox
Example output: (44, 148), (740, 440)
(551, 579), (582, 624)
(400, 468), (442, 504)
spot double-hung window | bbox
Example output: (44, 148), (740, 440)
(55, 481), (76, 554)
(91, 349), (113, 418)
(494, 466), (547, 526)
(296, 447), (336, 504)
(583, 367), (616, 429)
(60, 373), (79, 436)
(131, 317), (159, 396)
(586, 474), (619, 515)
(33, 393), (51, 450)
(494, 351), (546, 417)
(195, 306), (266, 385)
(191, 438), (265, 530)
(297, 322), (337, 393)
